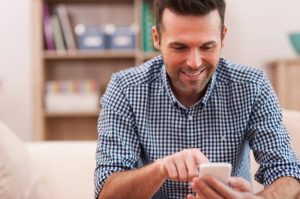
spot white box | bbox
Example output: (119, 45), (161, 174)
(45, 93), (99, 113)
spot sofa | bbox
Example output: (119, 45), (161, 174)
(0, 110), (299, 199)
(0, 126), (96, 199)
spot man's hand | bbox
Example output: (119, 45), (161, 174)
(156, 148), (209, 182)
(187, 176), (262, 199)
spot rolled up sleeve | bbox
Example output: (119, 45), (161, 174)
(94, 74), (141, 198)
(248, 73), (300, 186)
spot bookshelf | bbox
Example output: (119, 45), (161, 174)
(268, 59), (300, 111)
(32, 0), (159, 140)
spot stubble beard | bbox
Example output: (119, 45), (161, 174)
(172, 65), (213, 98)
(167, 73), (211, 105)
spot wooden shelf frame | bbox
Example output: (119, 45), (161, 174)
(32, 0), (158, 140)
(43, 50), (139, 59)
(45, 111), (99, 117)
(268, 58), (300, 111)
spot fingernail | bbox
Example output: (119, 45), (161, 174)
(191, 182), (196, 189)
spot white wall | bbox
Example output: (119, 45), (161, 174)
(223, 0), (300, 68)
(0, 0), (299, 140)
(0, 0), (32, 140)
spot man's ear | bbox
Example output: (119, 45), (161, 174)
(221, 25), (227, 48)
(152, 25), (160, 50)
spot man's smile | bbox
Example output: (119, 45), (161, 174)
(181, 67), (207, 80)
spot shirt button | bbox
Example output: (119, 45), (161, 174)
(188, 115), (193, 120)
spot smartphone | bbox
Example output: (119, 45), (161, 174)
(199, 163), (232, 184)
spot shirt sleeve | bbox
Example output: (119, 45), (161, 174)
(248, 72), (300, 187)
(94, 74), (141, 198)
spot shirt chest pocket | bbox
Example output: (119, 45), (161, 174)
(200, 129), (246, 163)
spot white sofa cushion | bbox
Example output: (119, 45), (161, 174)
(0, 122), (49, 199)
(25, 141), (97, 199)
(283, 109), (300, 158)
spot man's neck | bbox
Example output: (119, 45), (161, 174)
(176, 92), (203, 107)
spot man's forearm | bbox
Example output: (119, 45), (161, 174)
(256, 177), (300, 199)
(98, 161), (166, 199)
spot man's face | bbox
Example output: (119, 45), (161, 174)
(152, 9), (227, 103)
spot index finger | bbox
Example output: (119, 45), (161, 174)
(201, 176), (237, 198)
(228, 177), (252, 192)
(191, 148), (209, 166)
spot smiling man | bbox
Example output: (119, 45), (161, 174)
(95, 0), (300, 199)
(153, 8), (225, 107)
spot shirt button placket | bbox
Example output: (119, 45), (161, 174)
(186, 111), (193, 137)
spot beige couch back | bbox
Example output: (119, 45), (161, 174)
(283, 110), (300, 158)
(26, 141), (97, 199)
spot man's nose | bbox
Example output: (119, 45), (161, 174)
(186, 50), (202, 69)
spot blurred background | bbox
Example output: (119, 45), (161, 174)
(0, 0), (299, 141)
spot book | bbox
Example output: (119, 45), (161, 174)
(50, 14), (66, 53)
(142, 1), (155, 52)
(55, 4), (77, 50)
(43, 2), (55, 50)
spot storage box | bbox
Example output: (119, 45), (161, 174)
(45, 93), (99, 113)
(45, 80), (99, 113)
(75, 24), (106, 50)
(105, 25), (136, 50)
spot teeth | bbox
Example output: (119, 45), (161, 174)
(183, 67), (206, 77)
(184, 71), (201, 76)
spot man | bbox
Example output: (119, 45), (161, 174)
(95, 0), (300, 198)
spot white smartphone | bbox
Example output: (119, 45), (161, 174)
(199, 163), (232, 184)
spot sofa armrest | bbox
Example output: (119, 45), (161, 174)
(283, 110), (300, 158)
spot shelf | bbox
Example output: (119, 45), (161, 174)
(33, 0), (157, 140)
(45, 111), (99, 117)
(47, 0), (133, 4)
(143, 51), (160, 60)
(268, 59), (300, 111)
(268, 58), (300, 66)
(44, 50), (137, 60)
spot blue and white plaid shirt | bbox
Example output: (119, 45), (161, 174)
(95, 56), (300, 199)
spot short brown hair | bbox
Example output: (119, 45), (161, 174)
(154, 0), (226, 34)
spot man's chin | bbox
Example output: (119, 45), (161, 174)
(182, 87), (204, 96)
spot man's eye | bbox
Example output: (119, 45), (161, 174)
(202, 45), (214, 51)
(173, 46), (186, 50)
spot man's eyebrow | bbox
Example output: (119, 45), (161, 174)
(202, 41), (217, 46)
(168, 40), (217, 47)
(168, 42), (187, 47)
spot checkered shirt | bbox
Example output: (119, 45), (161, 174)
(95, 56), (300, 199)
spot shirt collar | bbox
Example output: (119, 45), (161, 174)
(161, 64), (179, 107)
(160, 62), (218, 109)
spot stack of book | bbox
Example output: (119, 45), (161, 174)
(43, 3), (77, 52)
(45, 80), (99, 113)
(142, 1), (156, 52)
(43, 2), (136, 51)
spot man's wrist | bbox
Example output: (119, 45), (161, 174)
(255, 192), (267, 199)
(154, 158), (168, 180)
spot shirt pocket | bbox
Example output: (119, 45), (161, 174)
(200, 129), (246, 163)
